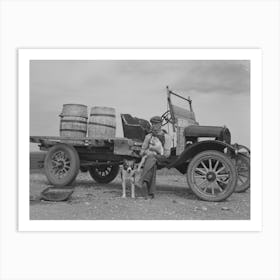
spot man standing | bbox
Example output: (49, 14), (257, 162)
(136, 116), (172, 199)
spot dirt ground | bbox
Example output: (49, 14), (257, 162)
(30, 169), (250, 220)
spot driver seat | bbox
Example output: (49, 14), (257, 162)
(121, 114), (151, 142)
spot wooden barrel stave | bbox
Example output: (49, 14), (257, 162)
(60, 104), (88, 138)
(61, 104), (88, 118)
(88, 107), (116, 138)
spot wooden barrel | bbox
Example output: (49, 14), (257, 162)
(59, 104), (88, 138)
(88, 107), (116, 138)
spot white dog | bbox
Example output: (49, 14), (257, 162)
(120, 159), (137, 198)
(137, 136), (164, 172)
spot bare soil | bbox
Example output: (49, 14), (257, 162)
(30, 169), (250, 220)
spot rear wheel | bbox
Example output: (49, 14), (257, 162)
(44, 144), (80, 187)
(89, 165), (119, 184)
(186, 150), (237, 202)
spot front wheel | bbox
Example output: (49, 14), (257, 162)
(89, 165), (119, 184)
(44, 144), (80, 187)
(234, 154), (250, 193)
(186, 150), (237, 202)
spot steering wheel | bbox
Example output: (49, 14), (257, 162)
(161, 110), (175, 126)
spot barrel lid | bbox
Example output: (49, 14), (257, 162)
(90, 106), (115, 109)
(63, 103), (87, 107)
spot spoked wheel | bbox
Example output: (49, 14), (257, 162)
(187, 150), (237, 202)
(234, 154), (250, 193)
(89, 165), (119, 184)
(44, 144), (80, 187)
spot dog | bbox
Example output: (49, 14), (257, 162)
(137, 136), (164, 172)
(120, 159), (137, 198)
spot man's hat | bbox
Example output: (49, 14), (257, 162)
(150, 116), (162, 124)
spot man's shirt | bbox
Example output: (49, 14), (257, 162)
(141, 131), (172, 158)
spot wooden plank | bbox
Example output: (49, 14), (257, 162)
(30, 136), (142, 147)
(30, 136), (129, 142)
(176, 126), (185, 155)
(113, 138), (141, 157)
(30, 136), (143, 158)
(30, 151), (46, 169)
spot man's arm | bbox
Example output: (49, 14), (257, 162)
(140, 134), (151, 156)
(163, 134), (172, 158)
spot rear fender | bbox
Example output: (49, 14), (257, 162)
(167, 140), (237, 173)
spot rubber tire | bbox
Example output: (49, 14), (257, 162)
(234, 154), (250, 193)
(89, 165), (120, 184)
(186, 150), (237, 202)
(44, 144), (80, 187)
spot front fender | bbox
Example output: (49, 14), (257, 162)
(167, 140), (237, 173)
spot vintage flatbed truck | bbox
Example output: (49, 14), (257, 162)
(30, 87), (250, 202)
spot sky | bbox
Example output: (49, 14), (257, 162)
(30, 60), (250, 151)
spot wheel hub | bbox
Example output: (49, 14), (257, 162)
(206, 171), (216, 182)
(50, 151), (71, 178)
